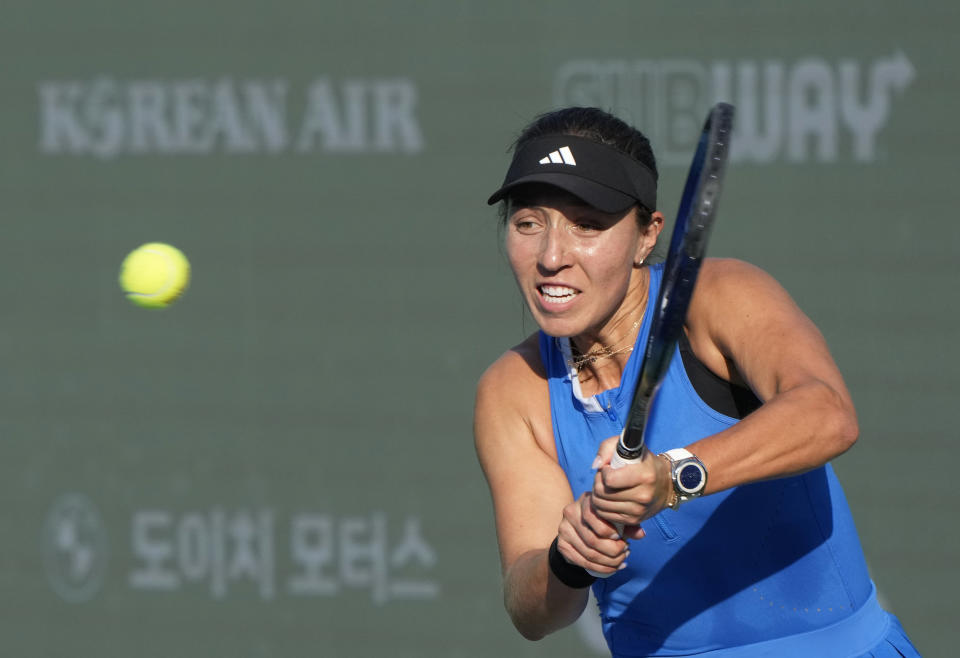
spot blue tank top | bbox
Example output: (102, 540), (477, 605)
(540, 263), (892, 657)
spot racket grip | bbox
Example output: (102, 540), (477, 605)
(586, 449), (639, 578)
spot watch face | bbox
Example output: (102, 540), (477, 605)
(677, 463), (704, 493)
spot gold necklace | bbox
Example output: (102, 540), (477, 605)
(568, 317), (643, 373)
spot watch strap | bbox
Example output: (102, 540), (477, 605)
(658, 454), (680, 510)
(664, 447), (694, 461)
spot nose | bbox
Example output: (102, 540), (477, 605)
(537, 224), (571, 272)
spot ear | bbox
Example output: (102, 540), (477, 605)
(634, 211), (665, 265)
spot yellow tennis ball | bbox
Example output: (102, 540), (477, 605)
(119, 242), (191, 309)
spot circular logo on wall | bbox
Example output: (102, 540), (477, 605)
(42, 493), (109, 603)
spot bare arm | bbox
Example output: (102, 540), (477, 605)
(592, 259), (858, 524)
(474, 338), (627, 640)
(685, 258), (858, 491)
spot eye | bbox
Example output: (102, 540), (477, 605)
(511, 215), (542, 234)
(572, 220), (603, 233)
(571, 210), (618, 234)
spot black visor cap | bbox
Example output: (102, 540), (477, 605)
(487, 135), (657, 214)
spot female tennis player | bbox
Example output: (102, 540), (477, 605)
(474, 107), (919, 657)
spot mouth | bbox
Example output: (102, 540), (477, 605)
(537, 284), (580, 306)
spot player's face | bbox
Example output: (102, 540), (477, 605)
(505, 186), (659, 338)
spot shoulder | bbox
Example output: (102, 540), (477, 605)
(475, 332), (557, 461)
(685, 258), (804, 384)
(687, 258), (836, 396)
(696, 257), (786, 296)
(690, 258), (802, 331)
(476, 332), (547, 400)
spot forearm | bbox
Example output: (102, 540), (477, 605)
(692, 379), (859, 494)
(503, 547), (590, 641)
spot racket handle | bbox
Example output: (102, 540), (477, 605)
(585, 448), (639, 578)
(609, 448), (636, 471)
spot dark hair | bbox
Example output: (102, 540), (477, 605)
(501, 107), (658, 225)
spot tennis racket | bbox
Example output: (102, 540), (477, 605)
(588, 103), (734, 576)
(615, 102), (735, 463)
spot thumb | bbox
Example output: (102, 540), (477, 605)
(591, 435), (621, 470)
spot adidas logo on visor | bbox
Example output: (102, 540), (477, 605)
(538, 146), (577, 166)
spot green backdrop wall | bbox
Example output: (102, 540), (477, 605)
(2, 1), (957, 655)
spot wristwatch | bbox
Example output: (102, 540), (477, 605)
(662, 448), (708, 510)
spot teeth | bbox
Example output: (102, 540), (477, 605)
(540, 285), (577, 300)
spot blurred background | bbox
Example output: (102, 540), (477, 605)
(1, 1), (956, 655)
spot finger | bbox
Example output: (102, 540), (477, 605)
(593, 506), (645, 529)
(571, 495), (628, 553)
(579, 494), (623, 540)
(593, 469), (636, 504)
(620, 525), (647, 541)
(589, 484), (654, 527)
(590, 435), (621, 470)
(600, 459), (657, 490)
(559, 524), (629, 573)
(593, 470), (653, 511)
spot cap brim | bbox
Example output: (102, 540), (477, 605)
(486, 173), (637, 214)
